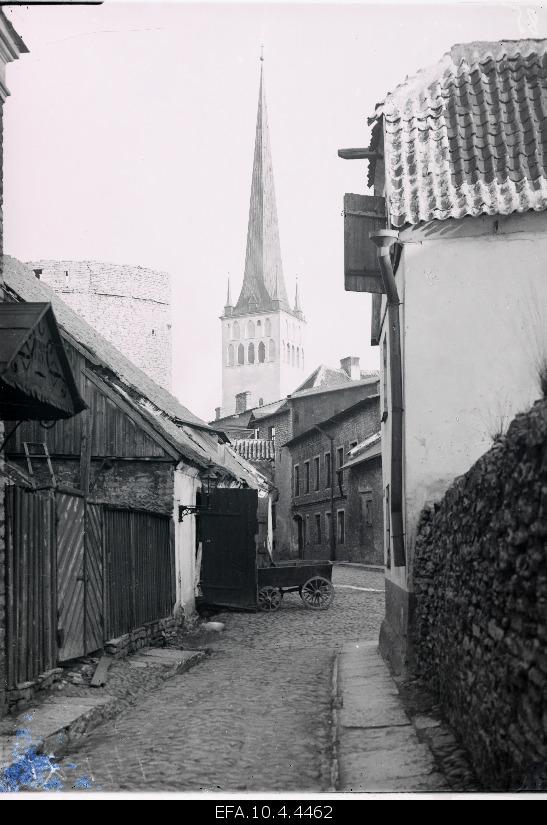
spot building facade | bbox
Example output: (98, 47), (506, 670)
(285, 395), (382, 563)
(220, 63), (306, 416)
(341, 38), (547, 672)
(26, 260), (172, 391)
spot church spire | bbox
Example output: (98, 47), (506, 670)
(294, 276), (304, 320)
(234, 58), (290, 315)
(224, 276), (233, 316)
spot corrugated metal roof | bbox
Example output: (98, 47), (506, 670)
(232, 439), (275, 461)
(369, 39), (547, 227)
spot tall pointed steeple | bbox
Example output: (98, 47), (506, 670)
(234, 58), (290, 315)
(293, 276), (304, 319)
(224, 276), (233, 316)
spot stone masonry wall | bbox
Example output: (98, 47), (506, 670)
(26, 260), (172, 391)
(412, 398), (547, 790)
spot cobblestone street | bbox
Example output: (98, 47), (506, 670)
(59, 566), (384, 793)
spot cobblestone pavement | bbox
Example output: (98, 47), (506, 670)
(59, 566), (385, 793)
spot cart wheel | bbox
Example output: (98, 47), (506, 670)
(258, 586), (283, 612)
(300, 576), (334, 610)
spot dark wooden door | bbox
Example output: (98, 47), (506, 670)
(56, 491), (86, 661)
(199, 488), (258, 609)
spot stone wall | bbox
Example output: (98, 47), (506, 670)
(27, 260), (172, 390)
(412, 398), (547, 790)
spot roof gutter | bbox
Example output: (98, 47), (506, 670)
(370, 230), (405, 567)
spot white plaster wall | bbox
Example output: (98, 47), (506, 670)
(173, 463), (200, 620)
(220, 309), (306, 415)
(403, 212), (547, 557)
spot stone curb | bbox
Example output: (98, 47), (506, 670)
(329, 652), (341, 793)
(1, 650), (206, 774)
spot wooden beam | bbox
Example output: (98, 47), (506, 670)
(338, 148), (383, 160)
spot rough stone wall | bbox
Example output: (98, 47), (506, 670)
(26, 260), (172, 390)
(412, 398), (547, 790)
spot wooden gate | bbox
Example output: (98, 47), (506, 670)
(104, 507), (175, 639)
(56, 491), (104, 661)
(5, 485), (57, 688)
(200, 488), (258, 610)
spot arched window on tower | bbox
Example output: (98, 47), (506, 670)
(259, 397), (264, 406)
(265, 318), (271, 337)
(233, 321), (240, 340)
(296, 347), (300, 367)
(257, 320), (262, 336)
(258, 341), (266, 363)
(227, 344), (235, 366)
(246, 320), (255, 338)
(238, 343), (244, 364)
(291, 345), (295, 366)
(286, 343), (290, 362)
(285, 320), (289, 338)
(248, 342), (255, 363)
(269, 339), (276, 361)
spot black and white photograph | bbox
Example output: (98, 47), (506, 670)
(0, 0), (546, 802)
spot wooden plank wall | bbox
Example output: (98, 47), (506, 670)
(5, 486), (57, 688)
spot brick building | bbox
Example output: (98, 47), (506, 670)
(284, 395), (382, 563)
(246, 361), (380, 558)
(26, 260), (172, 391)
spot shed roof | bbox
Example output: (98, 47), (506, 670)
(3, 257), (266, 485)
(369, 39), (547, 227)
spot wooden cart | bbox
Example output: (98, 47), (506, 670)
(256, 560), (334, 612)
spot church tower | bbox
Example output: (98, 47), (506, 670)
(220, 59), (306, 416)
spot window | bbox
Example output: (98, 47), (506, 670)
(265, 318), (272, 337)
(233, 321), (240, 340)
(350, 441), (358, 451)
(268, 426), (276, 440)
(304, 461), (310, 494)
(259, 397), (264, 406)
(291, 345), (295, 366)
(360, 493), (373, 544)
(237, 343), (244, 364)
(33, 268), (42, 279)
(337, 447), (344, 469)
(294, 465), (300, 497)
(257, 320), (262, 335)
(314, 456), (320, 491)
(306, 515), (310, 545)
(296, 347), (300, 367)
(269, 339), (276, 360)
(246, 320), (255, 338)
(227, 344), (235, 366)
(325, 452), (331, 488)
(315, 514), (322, 544)
(337, 510), (345, 544)
(248, 342), (255, 363)
(258, 341), (266, 363)
(326, 512), (332, 544)
(365, 496), (373, 526)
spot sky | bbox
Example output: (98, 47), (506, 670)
(3, 0), (547, 420)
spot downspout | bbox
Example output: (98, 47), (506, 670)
(370, 230), (405, 567)
(314, 425), (336, 562)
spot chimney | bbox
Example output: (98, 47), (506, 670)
(340, 356), (361, 381)
(215, 407), (221, 420)
(235, 391), (251, 414)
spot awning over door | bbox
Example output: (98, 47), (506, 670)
(0, 302), (86, 420)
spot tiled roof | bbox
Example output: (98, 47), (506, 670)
(3, 257), (268, 487)
(232, 439), (275, 461)
(369, 39), (547, 227)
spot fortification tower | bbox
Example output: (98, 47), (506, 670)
(26, 260), (172, 390)
(220, 60), (306, 416)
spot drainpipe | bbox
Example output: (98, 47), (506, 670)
(370, 229), (405, 567)
(314, 425), (336, 562)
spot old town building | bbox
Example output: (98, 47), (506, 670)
(340, 38), (547, 671)
(218, 62), (306, 417)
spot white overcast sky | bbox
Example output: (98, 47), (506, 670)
(3, 0), (546, 420)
